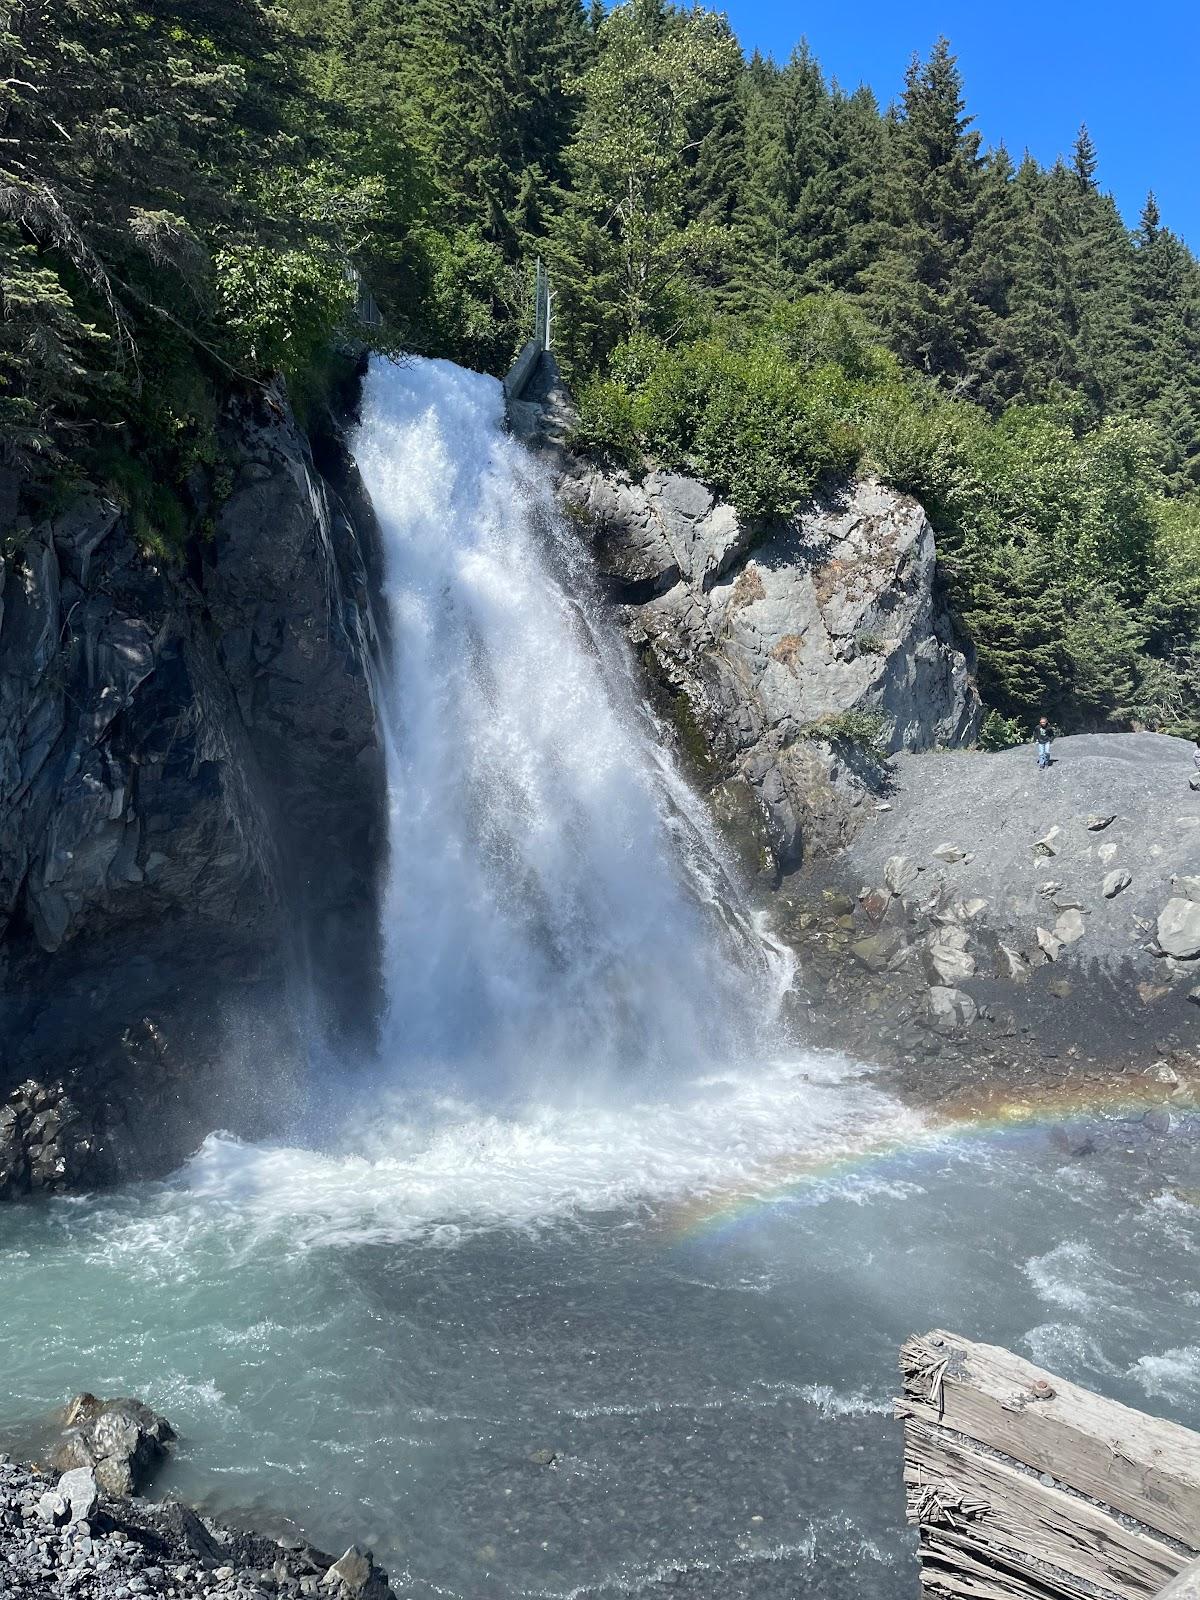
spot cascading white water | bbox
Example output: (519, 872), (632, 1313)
(352, 357), (789, 1094)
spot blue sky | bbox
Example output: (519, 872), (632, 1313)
(718, 0), (1200, 247)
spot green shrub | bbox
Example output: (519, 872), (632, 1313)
(570, 376), (641, 467)
(804, 708), (890, 754)
(977, 710), (1025, 751)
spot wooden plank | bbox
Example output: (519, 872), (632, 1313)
(906, 1416), (1185, 1598)
(1155, 1556), (1200, 1599)
(920, 1527), (1096, 1600)
(899, 1331), (1200, 1550)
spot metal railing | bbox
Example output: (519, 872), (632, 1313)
(344, 264), (383, 330)
(532, 257), (552, 352)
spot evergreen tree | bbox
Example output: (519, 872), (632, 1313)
(862, 40), (990, 389)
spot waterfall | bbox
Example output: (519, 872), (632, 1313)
(351, 357), (788, 1096)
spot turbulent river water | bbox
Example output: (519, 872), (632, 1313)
(3, 359), (1200, 1599)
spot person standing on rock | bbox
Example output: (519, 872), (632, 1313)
(1035, 717), (1053, 769)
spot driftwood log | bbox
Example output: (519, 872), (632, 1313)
(897, 1331), (1200, 1599)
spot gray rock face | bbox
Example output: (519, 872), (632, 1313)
(566, 468), (980, 871)
(1, 388), (386, 1192)
(834, 735), (1200, 1037)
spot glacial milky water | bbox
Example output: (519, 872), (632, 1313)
(2, 359), (1200, 1599)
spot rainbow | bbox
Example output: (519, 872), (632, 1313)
(664, 1075), (1199, 1244)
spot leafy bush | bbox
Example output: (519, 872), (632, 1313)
(573, 327), (863, 519)
(571, 377), (641, 467)
(978, 711), (1025, 751)
(804, 709), (890, 753)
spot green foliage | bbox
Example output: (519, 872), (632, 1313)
(977, 710), (1024, 751)
(419, 232), (523, 374)
(5, 0), (1200, 739)
(575, 322), (863, 518)
(214, 249), (356, 383)
(804, 709), (890, 754)
(548, 0), (743, 371)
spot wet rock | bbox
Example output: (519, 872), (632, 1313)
(1157, 899), (1200, 960)
(155, 1501), (224, 1564)
(2, 388), (387, 1196)
(322, 1546), (374, 1594)
(997, 944), (1030, 983)
(0, 1452), (397, 1600)
(851, 930), (906, 973)
(51, 1396), (175, 1496)
(1103, 869), (1132, 898)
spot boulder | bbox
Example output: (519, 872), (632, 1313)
(1097, 842), (1119, 867)
(1036, 927), (1063, 962)
(927, 925), (976, 985)
(1102, 869), (1132, 899)
(1157, 899), (1200, 961)
(851, 930), (907, 973)
(1173, 875), (1200, 904)
(1085, 814), (1116, 831)
(1034, 827), (1062, 857)
(927, 986), (978, 1033)
(569, 468), (980, 870)
(884, 855), (922, 896)
(322, 1546), (375, 1595)
(56, 1466), (98, 1524)
(51, 1394), (175, 1496)
(1054, 910), (1086, 946)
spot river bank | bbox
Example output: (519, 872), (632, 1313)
(0, 1448), (392, 1600)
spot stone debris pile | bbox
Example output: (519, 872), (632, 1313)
(0, 1402), (395, 1600)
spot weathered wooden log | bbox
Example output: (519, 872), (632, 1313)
(898, 1331), (1200, 1600)
(1156, 1557), (1200, 1600)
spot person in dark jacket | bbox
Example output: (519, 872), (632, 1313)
(1035, 717), (1053, 769)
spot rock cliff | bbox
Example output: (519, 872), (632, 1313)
(563, 463), (980, 873)
(0, 387), (386, 1197)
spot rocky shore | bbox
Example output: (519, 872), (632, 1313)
(0, 1397), (393, 1600)
(769, 733), (1199, 1076)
